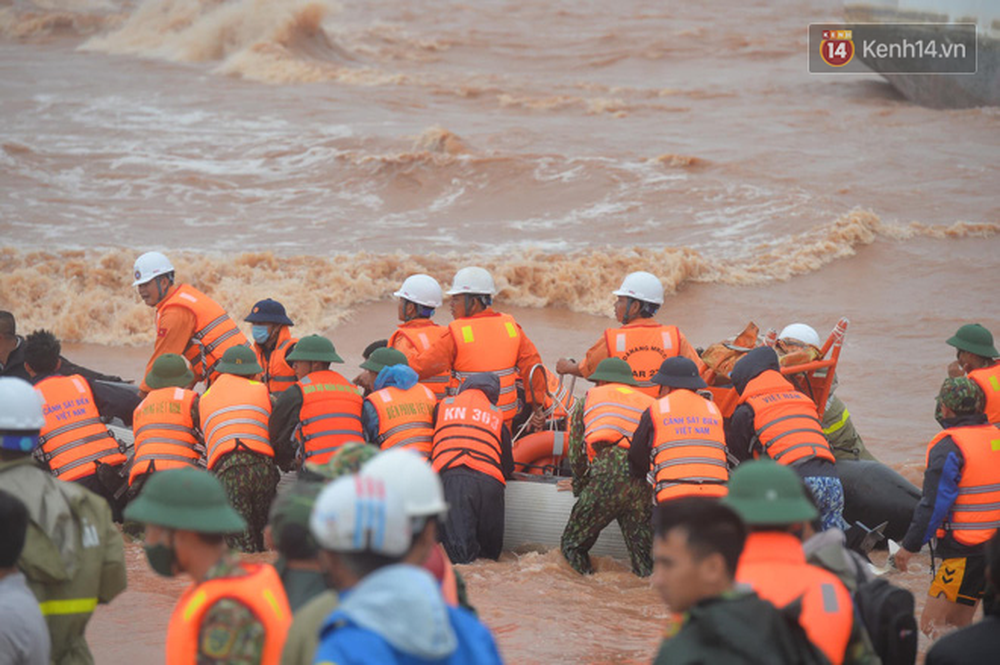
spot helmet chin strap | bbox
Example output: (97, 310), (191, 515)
(621, 297), (635, 325)
(155, 277), (166, 304)
(403, 300), (416, 323)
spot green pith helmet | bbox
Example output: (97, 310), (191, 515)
(588, 358), (638, 386)
(124, 467), (247, 533)
(946, 323), (998, 359)
(300, 442), (381, 482)
(216, 345), (263, 376)
(285, 335), (344, 364)
(145, 353), (194, 390)
(720, 460), (818, 526)
(359, 347), (408, 372)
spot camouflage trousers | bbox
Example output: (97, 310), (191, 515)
(561, 447), (653, 577)
(215, 450), (280, 553)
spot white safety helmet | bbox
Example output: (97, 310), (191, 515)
(362, 448), (449, 519)
(446, 267), (496, 296)
(612, 271), (664, 305)
(0, 378), (45, 452)
(778, 323), (821, 348)
(132, 251), (175, 287)
(310, 473), (412, 556)
(393, 274), (443, 309)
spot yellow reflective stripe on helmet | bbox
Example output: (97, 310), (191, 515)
(38, 598), (98, 616)
(822, 407), (850, 435)
(461, 326), (474, 344)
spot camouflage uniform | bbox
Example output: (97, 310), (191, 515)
(196, 555), (267, 665)
(822, 394), (877, 462)
(214, 450), (279, 553)
(560, 401), (653, 577)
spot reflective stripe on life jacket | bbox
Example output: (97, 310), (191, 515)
(968, 363), (1000, 425)
(431, 391), (505, 485)
(199, 374), (273, 470)
(739, 370), (835, 466)
(582, 384), (654, 461)
(604, 323), (681, 397)
(294, 370), (364, 465)
(255, 327), (298, 395)
(737, 531), (853, 665)
(367, 383), (437, 456)
(449, 313), (521, 424)
(35, 375), (125, 481)
(166, 563), (291, 665)
(929, 424), (1000, 546)
(157, 283), (251, 386)
(649, 389), (728, 503)
(390, 321), (453, 400)
(130, 387), (202, 485)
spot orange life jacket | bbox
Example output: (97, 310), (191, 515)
(648, 389), (728, 503)
(390, 321), (453, 400)
(968, 363), (1000, 425)
(737, 531), (853, 665)
(255, 327), (298, 395)
(157, 283), (251, 386)
(130, 387), (202, 485)
(739, 370), (835, 466)
(448, 313), (522, 424)
(35, 375), (126, 481)
(582, 384), (654, 461)
(431, 390), (506, 485)
(294, 370), (364, 465)
(166, 563), (291, 665)
(367, 383), (437, 456)
(929, 424), (1000, 546)
(604, 323), (681, 397)
(199, 374), (273, 470)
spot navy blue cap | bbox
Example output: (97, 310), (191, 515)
(244, 299), (294, 326)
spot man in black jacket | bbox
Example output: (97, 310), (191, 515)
(0, 311), (125, 384)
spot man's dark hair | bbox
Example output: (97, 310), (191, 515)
(653, 497), (747, 578)
(338, 550), (405, 578)
(362, 339), (388, 361)
(0, 489), (29, 567)
(24, 330), (61, 375)
(0, 311), (15, 338)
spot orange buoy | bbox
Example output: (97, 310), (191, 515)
(512, 430), (568, 474)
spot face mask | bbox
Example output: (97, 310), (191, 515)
(251, 325), (271, 344)
(144, 542), (177, 577)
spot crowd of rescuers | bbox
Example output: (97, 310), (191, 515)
(0, 249), (998, 663)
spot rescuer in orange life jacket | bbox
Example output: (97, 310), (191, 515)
(360, 348), (437, 457)
(269, 335), (365, 473)
(132, 251), (251, 397)
(24, 329), (140, 521)
(244, 298), (298, 398)
(895, 377), (999, 637)
(408, 267), (547, 433)
(389, 274), (452, 401)
(430, 372), (515, 564)
(725, 346), (849, 534)
(945, 323), (1000, 426)
(556, 271), (705, 398)
(125, 467), (291, 665)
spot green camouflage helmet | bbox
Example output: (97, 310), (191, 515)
(300, 442), (381, 482)
(936, 377), (986, 416)
(124, 467), (246, 533)
(285, 335), (344, 364)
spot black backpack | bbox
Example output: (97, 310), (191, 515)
(852, 575), (918, 665)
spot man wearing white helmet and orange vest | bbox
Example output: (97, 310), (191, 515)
(557, 271), (705, 398)
(131, 251), (251, 396)
(409, 267), (547, 431)
(776, 323), (875, 462)
(389, 274), (452, 401)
